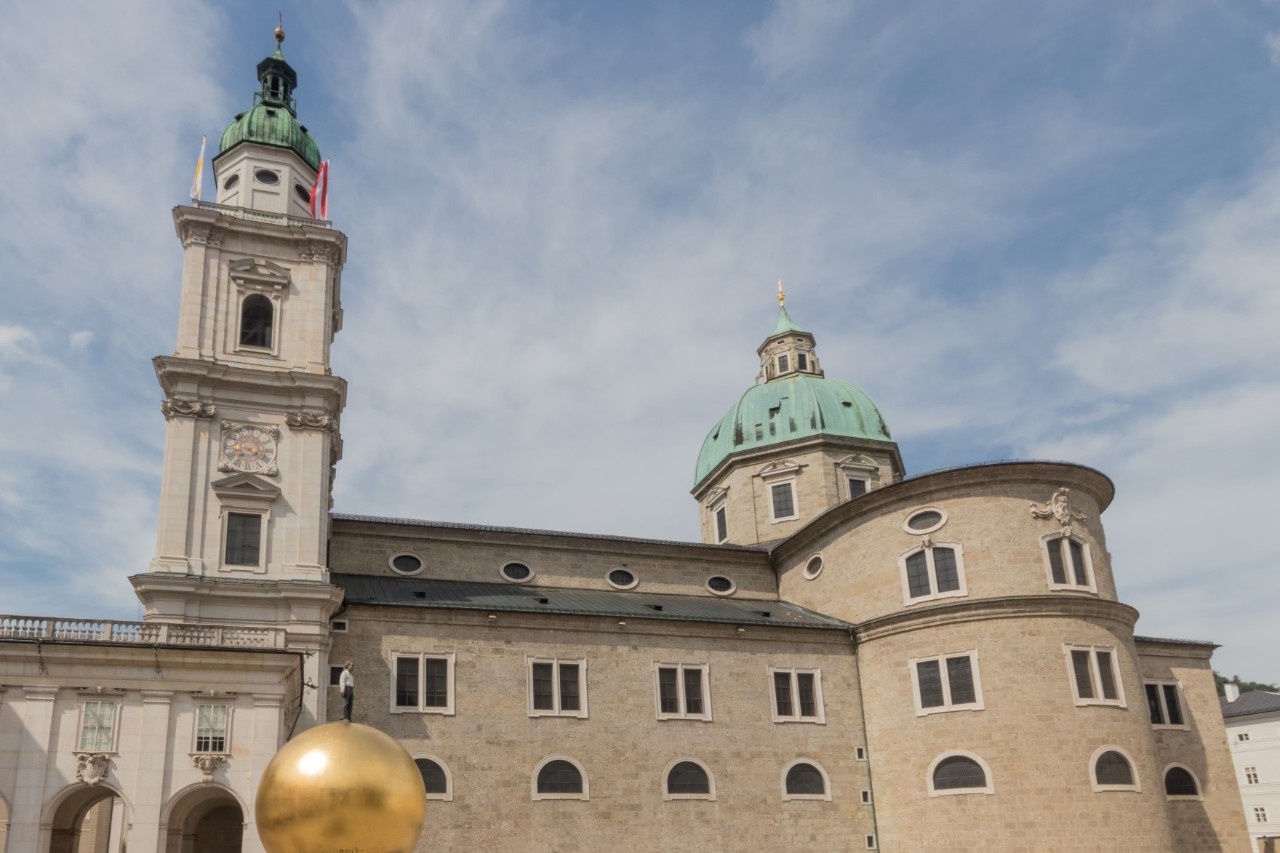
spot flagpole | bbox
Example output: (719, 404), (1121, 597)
(189, 136), (207, 201)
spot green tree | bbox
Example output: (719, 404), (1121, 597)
(1215, 672), (1279, 697)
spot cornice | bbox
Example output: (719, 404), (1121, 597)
(692, 434), (903, 501)
(853, 594), (1139, 644)
(153, 356), (347, 409)
(771, 460), (1115, 565)
(172, 205), (347, 266)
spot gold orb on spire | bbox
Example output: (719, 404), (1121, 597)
(777, 279), (786, 306)
(255, 722), (426, 853)
(274, 12), (285, 47)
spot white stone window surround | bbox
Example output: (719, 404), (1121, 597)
(902, 506), (948, 535)
(1064, 644), (1126, 708)
(768, 479), (799, 522)
(76, 697), (121, 753)
(1040, 531), (1097, 593)
(780, 758), (832, 802)
(414, 754), (454, 802)
(211, 473), (280, 575)
(759, 461), (803, 523)
(331, 619), (348, 633)
(227, 257), (290, 359)
(191, 702), (233, 754)
(802, 553), (824, 580)
(606, 567), (639, 590)
(390, 652), (456, 715)
(769, 666), (826, 724)
(220, 509), (268, 572)
(653, 662), (713, 721)
(1090, 745), (1141, 792)
(713, 502), (728, 543)
(838, 454), (879, 500)
(500, 560), (537, 584)
(865, 834), (878, 849)
(897, 541), (968, 605)
(1144, 679), (1189, 730)
(909, 650), (985, 716)
(926, 750), (995, 796)
(388, 552), (425, 576)
(704, 575), (737, 597)
(662, 757), (717, 801)
(531, 755), (590, 801)
(527, 657), (589, 719)
(1161, 762), (1203, 800)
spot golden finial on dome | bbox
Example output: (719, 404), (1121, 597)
(777, 279), (785, 307)
(274, 12), (285, 47)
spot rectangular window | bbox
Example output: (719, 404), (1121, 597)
(78, 700), (117, 752)
(714, 504), (728, 543)
(1255, 806), (1268, 823)
(856, 747), (867, 761)
(1065, 645), (1125, 707)
(902, 545), (966, 602)
(860, 789), (871, 804)
(770, 667), (824, 723)
(797, 353), (808, 371)
(777, 354), (790, 373)
(866, 835), (877, 849)
(847, 477), (867, 499)
(224, 512), (262, 566)
(1045, 535), (1094, 590)
(194, 704), (229, 753)
(1144, 681), (1186, 727)
(770, 481), (797, 521)
(1238, 732), (1251, 742)
(528, 658), (588, 718)
(1245, 767), (1259, 785)
(655, 664), (711, 720)
(329, 665), (344, 687)
(391, 653), (455, 715)
(911, 651), (983, 714)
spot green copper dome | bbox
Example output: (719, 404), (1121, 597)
(694, 374), (892, 487)
(216, 42), (320, 170)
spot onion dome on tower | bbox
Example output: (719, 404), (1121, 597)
(692, 286), (902, 546)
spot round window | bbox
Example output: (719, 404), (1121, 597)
(903, 508), (946, 534)
(607, 568), (637, 590)
(295, 183), (311, 204)
(706, 575), (736, 596)
(254, 169), (280, 185)
(500, 562), (534, 583)
(222, 174), (240, 190)
(389, 553), (423, 575)
(803, 554), (824, 580)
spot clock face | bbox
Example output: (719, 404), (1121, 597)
(221, 424), (278, 474)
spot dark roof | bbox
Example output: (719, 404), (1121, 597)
(1133, 634), (1218, 647)
(332, 513), (768, 552)
(1221, 690), (1280, 719)
(332, 573), (851, 630)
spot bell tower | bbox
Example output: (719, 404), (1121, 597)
(131, 25), (343, 725)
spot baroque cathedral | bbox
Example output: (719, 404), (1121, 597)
(0, 30), (1254, 853)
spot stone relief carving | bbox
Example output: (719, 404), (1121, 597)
(193, 753), (229, 777)
(161, 398), (216, 419)
(75, 753), (112, 785)
(1030, 487), (1087, 534)
(286, 411), (338, 432)
(298, 241), (342, 264)
(179, 222), (225, 248)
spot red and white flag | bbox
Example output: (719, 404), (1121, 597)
(309, 159), (330, 219)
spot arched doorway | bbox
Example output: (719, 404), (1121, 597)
(44, 784), (127, 853)
(162, 785), (244, 853)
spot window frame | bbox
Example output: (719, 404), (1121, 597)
(713, 500), (728, 544)
(653, 663), (712, 721)
(531, 755), (589, 801)
(1064, 645), (1126, 708)
(909, 650), (984, 716)
(390, 652), (456, 716)
(191, 703), (232, 754)
(768, 479), (799, 523)
(388, 552), (425, 576)
(769, 667), (825, 724)
(76, 699), (120, 754)
(223, 510), (266, 569)
(527, 657), (588, 718)
(780, 759), (832, 802)
(1162, 763), (1202, 800)
(1144, 680), (1187, 729)
(1245, 766), (1259, 785)
(662, 757), (717, 801)
(1256, 806), (1269, 823)
(1090, 745), (1141, 792)
(499, 561), (536, 584)
(926, 751), (994, 797)
(898, 541), (967, 605)
(1041, 532), (1096, 592)
(414, 754), (454, 802)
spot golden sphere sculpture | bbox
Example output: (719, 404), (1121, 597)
(255, 722), (426, 853)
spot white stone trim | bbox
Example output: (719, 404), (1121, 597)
(1040, 531), (1097, 593)
(531, 755), (589, 801)
(1064, 644), (1126, 708)
(909, 649), (985, 716)
(768, 667), (825, 724)
(606, 567), (639, 590)
(527, 657), (588, 718)
(780, 758), (832, 801)
(927, 751), (994, 796)
(662, 757), (717, 801)
(902, 506), (947, 535)
(500, 561), (536, 584)
(1090, 745), (1141, 792)
(388, 552), (425, 576)
(898, 541), (968, 605)
(413, 754), (454, 802)
(653, 662), (712, 721)
(390, 652), (456, 715)
(802, 553), (824, 581)
(1144, 680), (1189, 730)
(1161, 762), (1203, 800)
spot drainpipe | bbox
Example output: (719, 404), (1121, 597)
(849, 627), (882, 850)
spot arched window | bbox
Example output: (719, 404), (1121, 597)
(1164, 765), (1200, 798)
(664, 759), (714, 800)
(929, 753), (992, 795)
(900, 542), (967, 603)
(533, 757), (587, 800)
(1043, 533), (1094, 590)
(782, 760), (831, 800)
(240, 295), (273, 349)
(1092, 748), (1138, 791)
(414, 756), (452, 801)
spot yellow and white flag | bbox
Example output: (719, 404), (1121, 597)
(189, 136), (206, 200)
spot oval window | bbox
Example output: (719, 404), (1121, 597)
(254, 169), (280, 185)
(295, 183), (311, 204)
(389, 553), (423, 575)
(903, 508), (946, 534)
(222, 174), (240, 190)
(501, 562), (534, 583)
(607, 568), (637, 590)
(803, 555), (824, 580)
(706, 575), (736, 596)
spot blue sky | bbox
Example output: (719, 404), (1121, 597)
(1, 1), (1277, 682)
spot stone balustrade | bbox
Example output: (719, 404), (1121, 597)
(0, 615), (286, 648)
